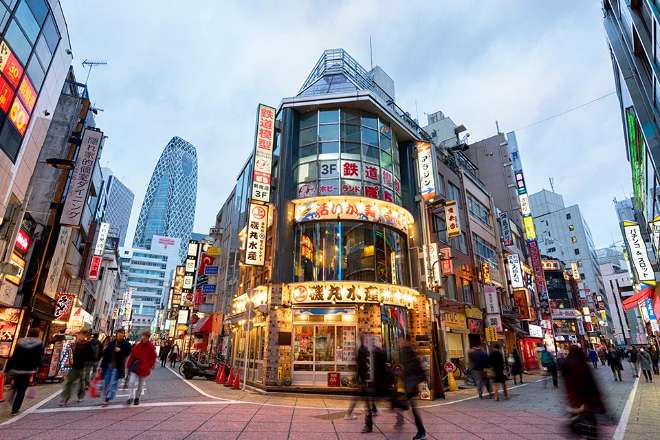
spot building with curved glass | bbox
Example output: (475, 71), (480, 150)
(133, 136), (197, 262)
(216, 49), (436, 393)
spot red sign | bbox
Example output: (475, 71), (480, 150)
(9, 97), (29, 136)
(513, 289), (530, 320)
(18, 76), (37, 113)
(53, 293), (77, 321)
(3, 52), (23, 89)
(251, 104), (276, 203)
(0, 75), (14, 113)
(15, 228), (30, 253)
(327, 372), (341, 387)
(88, 255), (102, 280)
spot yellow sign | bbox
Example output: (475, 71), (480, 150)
(445, 200), (461, 238)
(4, 251), (25, 285)
(464, 306), (482, 320)
(286, 281), (419, 309)
(485, 325), (498, 342)
(444, 312), (467, 332)
(523, 216), (536, 241)
(207, 246), (221, 256)
(481, 261), (491, 284)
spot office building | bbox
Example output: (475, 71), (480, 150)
(597, 246), (634, 345)
(120, 235), (180, 338)
(101, 167), (134, 246)
(133, 136), (197, 261)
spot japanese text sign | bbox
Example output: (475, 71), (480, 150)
(251, 104), (276, 203)
(93, 222), (110, 256)
(245, 203), (268, 266)
(499, 212), (512, 246)
(445, 200), (461, 238)
(623, 221), (656, 285)
(88, 255), (102, 280)
(483, 285), (500, 315)
(53, 293), (77, 321)
(0, 75), (14, 113)
(18, 76), (36, 114)
(9, 98), (29, 136)
(287, 281), (418, 309)
(507, 254), (524, 288)
(416, 141), (436, 201)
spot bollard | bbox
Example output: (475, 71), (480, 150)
(232, 369), (241, 389)
(447, 370), (458, 392)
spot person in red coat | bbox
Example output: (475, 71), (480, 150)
(126, 331), (157, 405)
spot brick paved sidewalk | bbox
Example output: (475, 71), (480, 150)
(622, 373), (660, 439)
(0, 383), (60, 423)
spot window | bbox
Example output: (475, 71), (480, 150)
(26, 0), (48, 25)
(568, 224), (575, 231)
(447, 183), (461, 206)
(15, 0), (39, 43)
(467, 194), (490, 226)
(5, 19), (31, 63)
(472, 233), (498, 269)
(26, 54), (44, 89)
(566, 213), (571, 220)
(571, 236), (578, 243)
(574, 248), (580, 255)
(461, 279), (474, 304)
(548, 247), (556, 252)
(41, 13), (59, 53)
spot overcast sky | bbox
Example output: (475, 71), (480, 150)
(61, 0), (629, 249)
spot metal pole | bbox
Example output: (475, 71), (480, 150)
(243, 301), (252, 389)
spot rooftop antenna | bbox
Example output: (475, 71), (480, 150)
(549, 177), (555, 192)
(82, 59), (108, 85)
(369, 36), (373, 70)
(495, 120), (501, 134)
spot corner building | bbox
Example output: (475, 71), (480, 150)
(224, 49), (433, 391)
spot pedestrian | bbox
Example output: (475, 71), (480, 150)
(649, 345), (659, 375)
(606, 347), (623, 381)
(125, 331), (157, 405)
(159, 341), (171, 368)
(510, 348), (524, 385)
(86, 333), (102, 387)
(598, 348), (607, 366)
(5, 328), (44, 415)
(100, 329), (132, 405)
(488, 343), (508, 401)
(561, 345), (607, 440)
(398, 339), (427, 440)
(638, 347), (653, 383)
(345, 336), (375, 426)
(468, 345), (492, 398)
(60, 330), (94, 406)
(169, 343), (179, 368)
(540, 346), (558, 388)
(627, 346), (639, 378)
(588, 348), (599, 369)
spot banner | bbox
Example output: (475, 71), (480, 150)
(507, 254), (524, 288)
(416, 141), (436, 201)
(93, 222), (110, 256)
(251, 104), (276, 203)
(43, 226), (73, 299)
(445, 200), (461, 238)
(245, 203), (268, 266)
(425, 242), (441, 288)
(623, 221), (656, 285)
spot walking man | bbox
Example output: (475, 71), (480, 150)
(627, 346), (639, 378)
(60, 330), (94, 405)
(468, 345), (492, 398)
(100, 329), (132, 405)
(345, 335), (375, 428)
(159, 341), (171, 368)
(126, 331), (157, 405)
(488, 343), (508, 401)
(540, 346), (558, 388)
(5, 328), (44, 415)
(607, 347), (623, 381)
(588, 348), (599, 369)
(398, 339), (427, 440)
(638, 348), (653, 383)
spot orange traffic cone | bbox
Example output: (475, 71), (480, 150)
(215, 366), (225, 384)
(224, 368), (233, 387)
(0, 372), (5, 402)
(232, 369), (241, 389)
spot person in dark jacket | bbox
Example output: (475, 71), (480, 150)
(159, 342), (171, 368)
(627, 346), (639, 378)
(510, 348), (524, 385)
(488, 343), (508, 401)
(398, 339), (427, 440)
(562, 345), (607, 439)
(606, 348), (623, 381)
(468, 345), (492, 398)
(588, 348), (599, 369)
(650, 345), (659, 375)
(100, 329), (132, 404)
(345, 336), (376, 426)
(60, 330), (94, 405)
(541, 346), (558, 388)
(5, 328), (44, 415)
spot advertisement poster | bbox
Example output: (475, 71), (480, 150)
(0, 307), (24, 358)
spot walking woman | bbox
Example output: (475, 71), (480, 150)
(488, 343), (508, 401)
(510, 348), (524, 385)
(638, 348), (653, 383)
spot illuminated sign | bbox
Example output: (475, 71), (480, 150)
(88, 255), (102, 280)
(551, 308), (579, 319)
(507, 254), (524, 288)
(231, 287), (269, 314)
(61, 129), (103, 226)
(93, 222), (110, 256)
(286, 281), (419, 309)
(4, 251), (25, 285)
(2, 48), (22, 88)
(541, 259), (560, 271)
(17, 76), (36, 113)
(523, 216), (536, 240)
(8, 98), (29, 136)
(0, 75), (14, 113)
(53, 293), (77, 322)
(424, 242), (441, 288)
(571, 261), (580, 280)
(513, 289), (530, 320)
(623, 221), (656, 285)
(207, 246), (221, 256)
(293, 195), (414, 235)
(481, 261), (491, 284)
(182, 241), (199, 295)
(528, 324), (543, 338)
(519, 193), (531, 216)
(626, 108), (647, 213)
(499, 212), (512, 246)
(15, 228), (30, 253)
(483, 285), (500, 315)
(445, 200), (461, 238)
(251, 104), (276, 203)
(416, 141), (436, 201)
(245, 203), (268, 266)
(440, 247), (453, 275)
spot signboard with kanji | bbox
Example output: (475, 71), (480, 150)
(416, 141), (436, 201)
(485, 325), (498, 342)
(507, 254), (524, 288)
(499, 212), (512, 246)
(245, 203), (268, 266)
(445, 200), (461, 238)
(88, 255), (102, 280)
(251, 104), (276, 203)
(53, 293), (77, 322)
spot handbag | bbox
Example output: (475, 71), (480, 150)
(484, 367), (495, 379)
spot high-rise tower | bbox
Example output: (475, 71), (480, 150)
(133, 136), (197, 261)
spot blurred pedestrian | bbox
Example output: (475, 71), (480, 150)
(627, 346), (639, 378)
(606, 347), (623, 381)
(86, 333), (102, 387)
(126, 331), (157, 405)
(488, 343), (508, 401)
(638, 348), (653, 383)
(398, 339), (427, 440)
(159, 341), (171, 368)
(345, 335), (375, 428)
(540, 346), (558, 388)
(510, 348), (524, 385)
(598, 348), (607, 366)
(5, 328), (44, 415)
(169, 344), (179, 368)
(100, 329), (132, 405)
(468, 345), (492, 398)
(649, 345), (659, 375)
(588, 348), (599, 369)
(562, 345), (607, 440)
(60, 330), (94, 406)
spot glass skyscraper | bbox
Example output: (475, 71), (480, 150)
(101, 168), (134, 247)
(133, 136), (197, 261)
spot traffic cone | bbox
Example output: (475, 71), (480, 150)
(447, 370), (458, 392)
(215, 366), (225, 384)
(224, 368), (233, 386)
(0, 372), (5, 402)
(232, 369), (241, 389)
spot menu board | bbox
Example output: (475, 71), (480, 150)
(0, 307), (24, 358)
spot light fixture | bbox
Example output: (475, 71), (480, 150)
(44, 110), (50, 116)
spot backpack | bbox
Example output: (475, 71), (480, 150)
(541, 351), (554, 367)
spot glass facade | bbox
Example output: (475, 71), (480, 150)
(133, 136), (197, 261)
(293, 220), (410, 286)
(0, 0), (60, 161)
(294, 108), (402, 204)
(103, 172), (135, 247)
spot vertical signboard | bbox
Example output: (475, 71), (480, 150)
(88, 255), (102, 280)
(182, 241), (200, 299)
(623, 221), (656, 285)
(499, 212), (512, 246)
(251, 104), (276, 203)
(416, 141), (436, 201)
(93, 222), (110, 255)
(43, 226), (73, 299)
(61, 129), (103, 226)
(506, 254), (524, 288)
(483, 285), (500, 315)
(626, 107), (647, 213)
(53, 293), (77, 322)
(445, 200), (461, 238)
(424, 242), (441, 288)
(650, 215), (660, 254)
(245, 203), (268, 266)
(440, 247), (453, 275)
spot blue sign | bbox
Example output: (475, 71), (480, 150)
(202, 284), (217, 294)
(204, 265), (219, 275)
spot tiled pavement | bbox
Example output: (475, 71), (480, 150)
(623, 373), (660, 439)
(0, 364), (646, 439)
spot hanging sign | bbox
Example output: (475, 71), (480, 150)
(650, 215), (660, 253)
(416, 141), (436, 201)
(245, 203), (268, 266)
(251, 104), (276, 203)
(425, 242), (441, 288)
(445, 200), (461, 238)
(483, 285), (500, 314)
(519, 193), (531, 216)
(499, 212), (513, 246)
(93, 222), (110, 256)
(88, 255), (102, 280)
(182, 241), (200, 295)
(623, 221), (656, 285)
(53, 293), (77, 322)
(43, 226), (73, 299)
(512, 289), (530, 320)
(481, 261), (491, 285)
(507, 254), (524, 288)
(440, 247), (453, 275)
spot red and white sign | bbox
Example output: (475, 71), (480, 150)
(440, 247), (453, 275)
(382, 188), (394, 203)
(416, 141), (436, 201)
(53, 293), (77, 322)
(245, 203), (268, 266)
(364, 184), (379, 199)
(341, 181), (361, 195)
(341, 160), (361, 179)
(445, 200), (461, 238)
(363, 163), (379, 182)
(88, 255), (102, 280)
(15, 229), (30, 253)
(381, 169), (393, 188)
(251, 104), (276, 203)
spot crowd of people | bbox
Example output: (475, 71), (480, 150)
(599, 344), (659, 383)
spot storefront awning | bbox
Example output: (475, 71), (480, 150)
(191, 316), (211, 334)
(622, 286), (654, 311)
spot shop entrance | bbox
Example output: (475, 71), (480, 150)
(292, 308), (357, 387)
(381, 305), (408, 363)
(233, 324), (266, 384)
